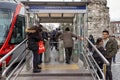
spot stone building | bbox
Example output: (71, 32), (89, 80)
(87, 0), (110, 39)
(110, 21), (120, 38)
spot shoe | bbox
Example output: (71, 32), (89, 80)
(66, 61), (70, 64)
(33, 69), (41, 73)
(38, 65), (42, 69)
(37, 66), (42, 69)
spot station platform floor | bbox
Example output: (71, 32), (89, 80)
(14, 62), (92, 80)
(11, 48), (92, 80)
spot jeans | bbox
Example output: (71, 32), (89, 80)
(38, 54), (43, 65)
(106, 58), (113, 80)
(113, 55), (116, 63)
(65, 47), (73, 63)
(31, 50), (39, 70)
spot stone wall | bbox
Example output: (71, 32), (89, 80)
(87, 0), (111, 39)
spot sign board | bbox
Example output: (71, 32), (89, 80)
(29, 6), (87, 13)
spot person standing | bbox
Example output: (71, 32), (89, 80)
(111, 35), (119, 63)
(55, 28), (62, 51)
(93, 38), (106, 78)
(37, 24), (45, 68)
(88, 35), (95, 52)
(59, 27), (77, 64)
(102, 30), (118, 80)
(26, 25), (42, 73)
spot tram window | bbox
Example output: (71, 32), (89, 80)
(10, 15), (26, 44)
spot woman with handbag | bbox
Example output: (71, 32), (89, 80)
(26, 25), (42, 73)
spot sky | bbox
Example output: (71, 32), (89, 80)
(107, 0), (120, 21)
(29, 0), (120, 21)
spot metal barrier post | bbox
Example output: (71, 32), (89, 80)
(103, 64), (106, 80)
(58, 40), (64, 62)
(83, 49), (88, 69)
(72, 40), (79, 63)
(1, 61), (6, 80)
(44, 38), (50, 63)
(25, 49), (32, 71)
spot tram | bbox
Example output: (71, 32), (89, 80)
(0, 1), (26, 67)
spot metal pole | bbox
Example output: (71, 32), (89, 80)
(58, 39), (64, 62)
(25, 49), (32, 71)
(103, 64), (106, 80)
(87, 38), (109, 65)
(44, 38), (50, 63)
(1, 61), (6, 80)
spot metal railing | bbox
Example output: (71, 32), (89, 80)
(82, 37), (109, 80)
(0, 39), (29, 80)
(0, 37), (109, 80)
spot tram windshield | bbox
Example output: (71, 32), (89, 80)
(0, 8), (13, 45)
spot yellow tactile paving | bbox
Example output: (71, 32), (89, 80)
(40, 64), (80, 70)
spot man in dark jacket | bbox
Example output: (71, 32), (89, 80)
(102, 30), (118, 80)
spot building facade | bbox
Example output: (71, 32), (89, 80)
(87, 0), (110, 39)
(110, 21), (120, 38)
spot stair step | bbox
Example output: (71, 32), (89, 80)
(15, 76), (92, 80)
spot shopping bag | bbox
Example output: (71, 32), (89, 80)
(38, 41), (45, 54)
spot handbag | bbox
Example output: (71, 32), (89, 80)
(38, 41), (45, 54)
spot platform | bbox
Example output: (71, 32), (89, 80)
(13, 61), (92, 80)
(11, 48), (92, 80)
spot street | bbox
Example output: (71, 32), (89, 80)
(112, 49), (120, 80)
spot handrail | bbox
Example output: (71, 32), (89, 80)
(0, 39), (27, 63)
(84, 46), (105, 80)
(82, 37), (110, 80)
(82, 48), (96, 80)
(2, 48), (27, 77)
(6, 49), (27, 80)
(12, 52), (32, 80)
(86, 37), (109, 65)
(82, 46), (101, 80)
(0, 39), (28, 80)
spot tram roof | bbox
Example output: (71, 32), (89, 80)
(21, 1), (91, 23)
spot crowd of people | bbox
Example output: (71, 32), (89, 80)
(26, 23), (118, 80)
(26, 24), (80, 73)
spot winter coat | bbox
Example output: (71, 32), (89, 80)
(88, 38), (95, 51)
(59, 31), (77, 48)
(105, 39), (118, 58)
(26, 27), (42, 51)
(93, 46), (106, 64)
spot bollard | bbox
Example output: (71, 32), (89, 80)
(25, 49), (32, 71)
(58, 40), (64, 62)
(72, 40), (79, 63)
(1, 61), (6, 80)
(103, 64), (106, 80)
(44, 38), (50, 63)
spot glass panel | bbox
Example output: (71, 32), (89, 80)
(0, 8), (13, 44)
(10, 15), (26, 44)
